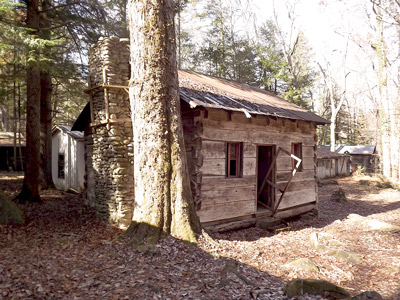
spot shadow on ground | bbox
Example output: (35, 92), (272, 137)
(0, 172), (287, 300)
(217, 176), (400, 243)
(2, 173), (399, 299)
(289, 176), (400, 232)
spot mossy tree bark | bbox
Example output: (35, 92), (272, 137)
(17, 0), (41, 203)
(126, 0), (201, 243)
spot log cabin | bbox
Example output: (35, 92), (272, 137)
(72, 37), (328, 230)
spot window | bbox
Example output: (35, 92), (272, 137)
(292, 143), (303, 172)
(226, 142), (243, 177)
(58, 153), (65, 179)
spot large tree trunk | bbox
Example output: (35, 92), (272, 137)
(40, 71), (54, 188)
(39, 0), (54, 188)
(17, 0), (41, 203)
(125, 0), (201, 243)
(13, 80), (17, 171)
(18, 83), (24, 171)
(374, 2), (392, 178)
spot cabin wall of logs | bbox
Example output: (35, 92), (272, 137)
(182, 107), (318, 227)
(82, 37), (319, 229)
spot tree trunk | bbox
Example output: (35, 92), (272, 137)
(374, 2), (392, 178)
(329, 79), (336, 153)
(18, 83), (23, 171)
(40, 71), (54, 188)
(17, 0), (41, 203)
(330, 113), (336, 153)
(177, 0), (182, 70)
(39, 0), (54, 188)
(126, 0), (201, 244)
(13, 80), (17, 171)
(396, 28), (400, 179)
(0, 105), (9, 132)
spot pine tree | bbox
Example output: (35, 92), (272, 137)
(256, 21), (286, 94)
(17, 0), (41, 203)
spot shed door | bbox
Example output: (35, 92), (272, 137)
(257, 145), (275, 210)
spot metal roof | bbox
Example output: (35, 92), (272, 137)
(53, 125), (84, 140)
(178, 70), (329, 124)
(72, 70), (329, 131)
(336, 145), (376, 155)
(0, 132), (26, 147)
(317, 146), (349, 158)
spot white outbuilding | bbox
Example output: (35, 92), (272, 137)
(52, 125), (85, 192)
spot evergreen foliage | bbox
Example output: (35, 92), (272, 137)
(179, 0), (317, 109)
(257, 21), (286, 94)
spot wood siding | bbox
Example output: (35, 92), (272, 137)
(194, 108), (318, 223)
(317, 156), (350, 179)
(52, 130), (85, 192)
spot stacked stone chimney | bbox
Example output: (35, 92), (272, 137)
(86, 37), (133, 227)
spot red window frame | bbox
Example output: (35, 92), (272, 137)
(291, 143), (303, 172)
(227, 142), (242, 177)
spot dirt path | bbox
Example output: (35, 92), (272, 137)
(1, 173), (399, 299)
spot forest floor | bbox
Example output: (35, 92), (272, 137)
(1, 173), (400, 300)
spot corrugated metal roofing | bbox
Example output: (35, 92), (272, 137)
(0, 132), (26, 147)
(178, 70), (329, 124)
(336, 145), (376, 155)
(53, 125), (84, 140)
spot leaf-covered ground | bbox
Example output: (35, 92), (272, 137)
(1, 172), (399, 299)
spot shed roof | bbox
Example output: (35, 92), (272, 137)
(0, 132), (26, 147)
(317, 146), (349, 159)
(53, 125), (84, 140)
(336, 145), (376, 155)
(178, 70), (328, 124)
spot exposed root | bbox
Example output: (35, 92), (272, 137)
(201, 228), (221, 247)
(121, 221), (163, 250)
(15, 185), (41, 204)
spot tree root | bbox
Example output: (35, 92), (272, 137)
(201, 228), (224, 248)
(15, 184), (41, 204)
(121, 221), (164, 251)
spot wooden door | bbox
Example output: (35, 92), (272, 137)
(257, 145), (275, 210)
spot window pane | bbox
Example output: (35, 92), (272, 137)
(226, 142), (242, 177)
(229, 160), (237, 176)
(292, 143), (302, 172)
(230, 143), (237, 159)
(58, 154), (65, 179)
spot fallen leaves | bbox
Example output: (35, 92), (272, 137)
(1, 174), (399, 299)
